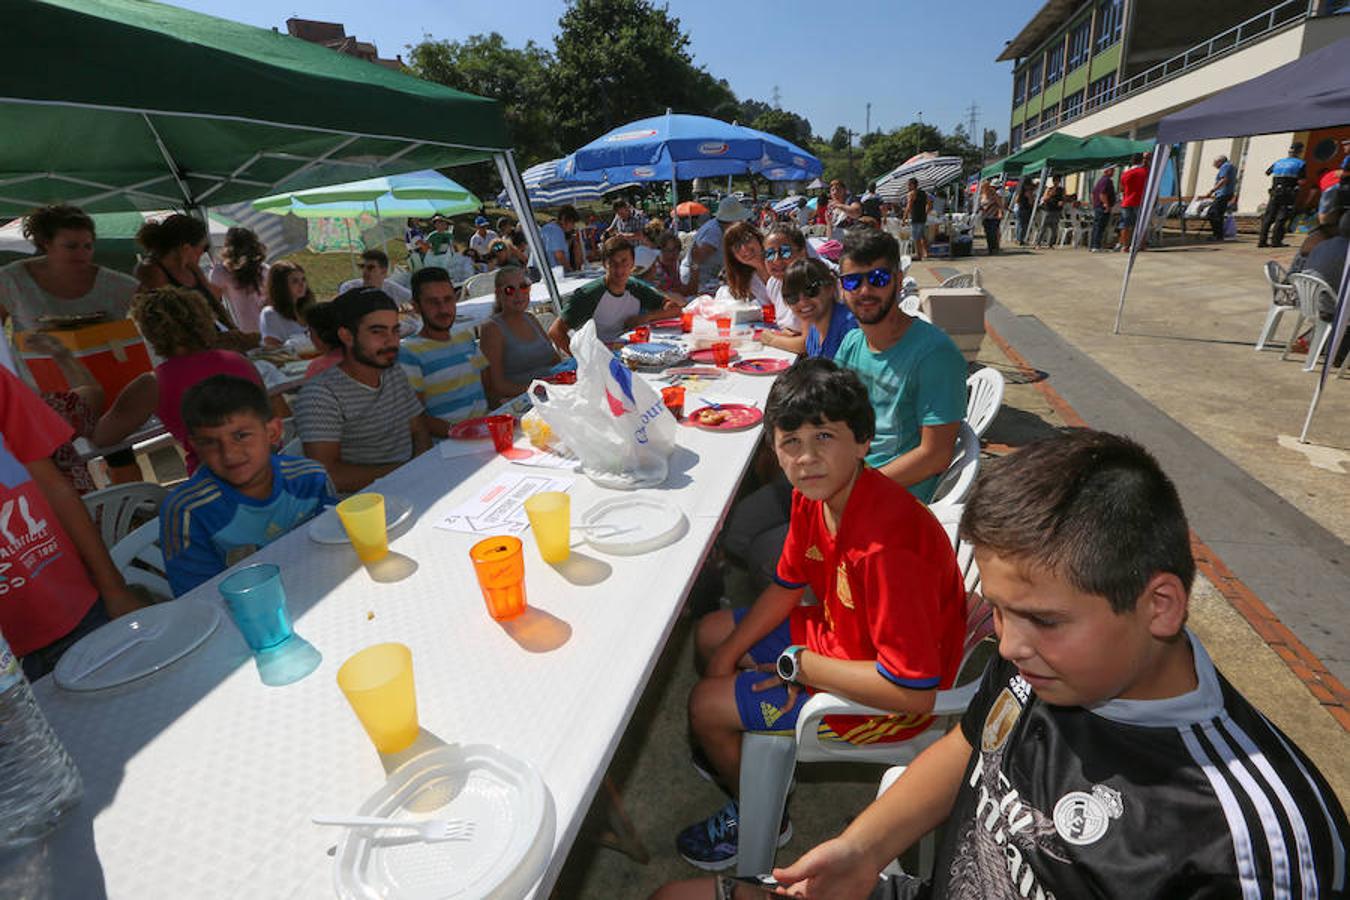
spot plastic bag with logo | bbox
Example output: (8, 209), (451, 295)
(529, 320), (677, 489)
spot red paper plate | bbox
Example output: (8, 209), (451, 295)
(686, 404), (763, 432)
(689, 348), (740, 365)
(446, 416), (498, 440)
(666, 366), (725, 380)
(731, 357), (790, 376)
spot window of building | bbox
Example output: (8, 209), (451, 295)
(1041, 103), (1060, 130)
(1028, 59), (1043, 98)
(1013, 71), (1026, 106)
(1062, 90), (1084, 121)
(1094, 0), (1123, 52)
(1086, 73), (1116, 110)
(1046, 43), (1064, 85)
(1024, 112), (1040, 135)
(1067, 18), (1091, 70)
(1010, 124), (1023, 152)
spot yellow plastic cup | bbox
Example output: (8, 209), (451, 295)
(336, 643), (418, 753)
(336, 493), (388, 563)
(524, 491), (571, 564)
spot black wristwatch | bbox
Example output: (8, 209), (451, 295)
(776, 645), (806, 684)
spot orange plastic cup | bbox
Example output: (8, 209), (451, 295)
(712, 341), (733, 368)
(632, 325), (651, 343)
(483, 415), (515, 453)
(761, 303), (776, 325)
(470, 535), (528, 620)
(661, 385), (685, 420)
(715, 315), (732, 336)
(680, 311), (694, 333)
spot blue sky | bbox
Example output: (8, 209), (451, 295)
(175, 0), (1043, 143)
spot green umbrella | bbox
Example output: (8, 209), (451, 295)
(2, 0), (509, 216)
(252, 171), (479, 219)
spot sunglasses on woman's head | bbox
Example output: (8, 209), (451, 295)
(839, 267), (894, 292)
(762, 246), (795, 261)
(785, 280), (825, 304)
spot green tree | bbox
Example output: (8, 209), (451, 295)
(982, 128), (1000, 159)
(551, 0), (737, 150)
(407, 32), (559, 197)
(750, 108), (813, 147)
(860, 123), (944, 180)
(830, 126), (851, 151)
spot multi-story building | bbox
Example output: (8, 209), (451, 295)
(284, 18), (405, 71)
(1001, 0), (1350, 214)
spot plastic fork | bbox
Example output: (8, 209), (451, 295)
(311, 815), (475, 843)
(69, 619), (168, 681)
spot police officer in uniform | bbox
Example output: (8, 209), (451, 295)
(1258, 142), (1306, 247)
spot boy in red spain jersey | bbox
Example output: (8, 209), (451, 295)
(676, 357), (967, 871)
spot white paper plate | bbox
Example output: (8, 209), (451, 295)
(309, 495), (413, 544)
(54, 599), (220, 692)
(335, 744), (553, 900)
(580, 496), (688, 555)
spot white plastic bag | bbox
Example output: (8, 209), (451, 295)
(529, 321), (677, 489)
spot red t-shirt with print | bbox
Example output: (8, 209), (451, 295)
(1120, 166), (1147, 208)
(0, 368), (99, 656)
(776, 466), (967, 743)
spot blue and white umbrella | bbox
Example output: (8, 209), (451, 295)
(876, 154), (965, 201)
(498, 158), (637, 208)
(560, 112), (823, 184)
(773, 195), (805, 214)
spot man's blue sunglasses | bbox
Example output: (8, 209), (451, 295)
(839, 267), (894, 292)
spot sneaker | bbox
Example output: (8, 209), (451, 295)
(676, 800), (793, 871)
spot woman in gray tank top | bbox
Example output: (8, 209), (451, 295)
(478, 265), (560, 404)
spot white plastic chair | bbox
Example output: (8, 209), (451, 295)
(1285, 273), (1336, 372)
(896, 238), (914, 258)
(940, 272), (975, 289)
(82, 482), (168, 548)
(1056, 209), (1079, 248)
(899, 254), (913, 274)
(461, 271), (497, 299)
(965, 367), (1005, 440)
(1256, 261), (1298, 351)
(928, 422), (981, 513)
(110, 518), (171, 599)
(736, 507), (993, 875)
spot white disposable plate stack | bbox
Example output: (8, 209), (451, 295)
(580, 496), (689, 556)
(335, 744), (554, 900)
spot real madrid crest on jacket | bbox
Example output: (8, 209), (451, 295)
(929, 633), (1348, 899)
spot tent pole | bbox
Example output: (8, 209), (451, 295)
(141, 113), (197, 210)
(1298, 246), (1350, 442)
(1027, 165), (1049, 248)
(671, 178), (679, 232)
(343, 219), (359, 279)
(1113, 143), (1169, 334)
(495, 150), (562, 320)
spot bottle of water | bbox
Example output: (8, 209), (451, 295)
(0, 634), (82, 848)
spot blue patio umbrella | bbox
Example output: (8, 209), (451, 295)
(496, 158), (639, 208)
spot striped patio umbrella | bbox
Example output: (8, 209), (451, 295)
(876, 155), (965, 201)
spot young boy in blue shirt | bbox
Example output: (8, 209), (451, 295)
(161, 375), (336, 596)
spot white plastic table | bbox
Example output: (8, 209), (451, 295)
(19, 345), (793, 899)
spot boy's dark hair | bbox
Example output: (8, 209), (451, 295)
(182, 375), (272, 433)
(602, 234), (634, 261)
(360, 249), (389, 268)
(764, 358), (874, 445)
(304, 300), (340, 347)
(411, 265), (453, 301)
(840, 228), (899, 270)
(959, 429), (1195, 613)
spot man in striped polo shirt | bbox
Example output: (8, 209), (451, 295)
(295, 288), (430, 492)
(398, 267), (490, 438)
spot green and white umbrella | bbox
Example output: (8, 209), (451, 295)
(251, 171), (479, 219)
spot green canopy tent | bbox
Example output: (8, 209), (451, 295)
(1000, 134), (1154, 241)
(0, 0), (564, 313)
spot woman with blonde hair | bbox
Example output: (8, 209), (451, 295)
(479, 265), (560, 404)
(210, 226), (268, 332)
(261, 260), (315, 347)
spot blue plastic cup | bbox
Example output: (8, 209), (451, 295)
(219, 564), (293, 652)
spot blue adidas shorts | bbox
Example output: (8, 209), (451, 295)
(730, 608), (800, 733)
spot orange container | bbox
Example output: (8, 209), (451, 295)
(18, 320), (152, 397)
(470, 535), (528, 620)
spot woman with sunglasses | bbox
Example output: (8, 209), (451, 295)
(778, 258), (857, 359)
(760, 224), (808, 333)
(479, 264), (560, 404)
(714, 222), (773, 310)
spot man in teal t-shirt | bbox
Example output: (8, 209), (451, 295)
(833, 229), (966, 501)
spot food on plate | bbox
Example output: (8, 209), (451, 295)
(693, 407), (730, 426)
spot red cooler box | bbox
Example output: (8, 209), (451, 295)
(18, 320), (152, 397)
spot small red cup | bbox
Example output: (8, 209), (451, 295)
(716, 315), (732, 336)
(483, 415), (515, 453)
(712, 342), (732, 368)
(761, 303), (776, 325)
(681, 311), (694, 333)
(661, 385), (685, 420)
(632, 325), (651, 343)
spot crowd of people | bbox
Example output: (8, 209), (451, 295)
(0, 188), (1345, 900)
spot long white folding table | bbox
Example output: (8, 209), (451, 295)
(18, 344), (792, 899)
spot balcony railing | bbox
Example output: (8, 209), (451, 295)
(1019, 0), (1310, 143)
